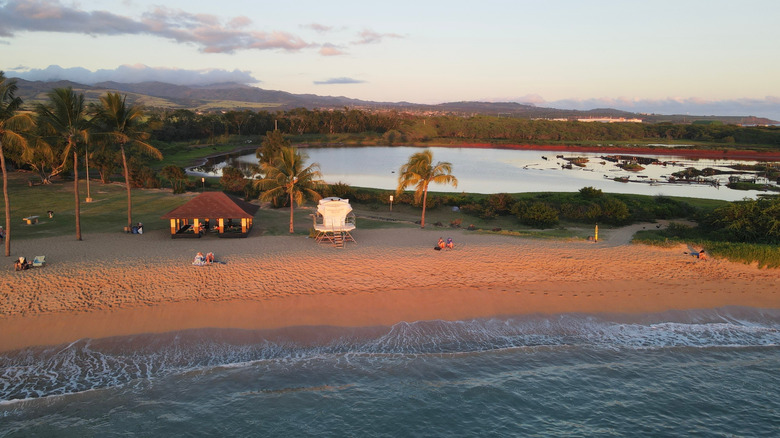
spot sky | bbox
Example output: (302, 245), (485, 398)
(2, 0), (779, 120)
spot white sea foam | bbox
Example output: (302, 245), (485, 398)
(1, 307), (778, 403)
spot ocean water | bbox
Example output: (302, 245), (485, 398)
(1, 307), (779, 437)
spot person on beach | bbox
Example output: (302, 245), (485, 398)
(137, 222), (143, 234)
(446, 237), (454, 250)
(0, 226), (4, 241)
(436, 238), (445, 250)
(193, 252), (205, 266)
(205, 252), (215, 264)
(697, 249), (707, 260)
(14, 257), (31, 271)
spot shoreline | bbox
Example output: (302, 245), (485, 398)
(2, 228), (779, 352)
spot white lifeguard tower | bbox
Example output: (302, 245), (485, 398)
(312, 197), (356, 247)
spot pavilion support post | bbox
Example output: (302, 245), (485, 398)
(170, 219), (176, 235)
(241, 218), (248, 233)
(218, 218), (224, 234)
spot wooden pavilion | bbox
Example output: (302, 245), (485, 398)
(161, 192), (260, 238)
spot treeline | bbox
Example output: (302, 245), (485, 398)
(143, 108), (780, 147)
(146, 108), (404, 142)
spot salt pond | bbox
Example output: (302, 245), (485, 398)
(188, 146), (778, 201)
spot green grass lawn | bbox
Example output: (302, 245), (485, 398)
(2, 171), (589, 242)
(4, 169), (775, 269)
(2, 172), (195, 239)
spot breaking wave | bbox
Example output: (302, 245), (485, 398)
(2, 306), (778, 403)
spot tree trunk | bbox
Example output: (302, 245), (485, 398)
(289, 191), (295, 233)
(1, 143), (10, 256)
(420, 183), (429, 228)
(73, 149), (82, 241)
(121, 144), (132, 228)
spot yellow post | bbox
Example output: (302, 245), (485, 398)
(595, 224), (599, 242)
(218, 218), (224, 234)
(170, 219), (176, 235)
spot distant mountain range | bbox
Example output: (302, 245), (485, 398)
(11, 78), (777, 125)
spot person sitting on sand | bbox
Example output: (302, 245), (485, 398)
(697, 249), (707, 260)
(205, 252), (215, 264)
(436, 238), (445, 250)
(193, 252), (206, 266)
(0, 225), (5, 241)
(446, 237), (454, 250)
(14, 257), (30, 271)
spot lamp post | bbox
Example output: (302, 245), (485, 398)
(201, 177), (205, 191)
(389, 195), (394, 211)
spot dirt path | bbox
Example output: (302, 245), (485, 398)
(597, 221), (674, 247)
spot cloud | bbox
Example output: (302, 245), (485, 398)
(353, 29), (403, 45)
(0, 0), (310, 53)
(303, 23), (333, 33)
(313, 77), (365, 85)
(319, 43), (345, 56)
(8, 64), (260, 86)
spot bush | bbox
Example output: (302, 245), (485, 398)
(599, 197), (631, 224)
(516, 202), (559, 228)
(324, 181), (356, 200)
(220, 166), (249, 195)
(485, 193), (516, 215)
(459, 203), (485, 217)
(579, 186), (603, 199)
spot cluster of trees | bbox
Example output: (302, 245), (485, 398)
(143, 109), (780, 147)
(702, 197), (780, 244)
(456, 188), (639, 228)
(0, 72), (160, 254)
(415, 116), (780, 146)
(3, 71), (778, 248)
(147, 107), (405, 142)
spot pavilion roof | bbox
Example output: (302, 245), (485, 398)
(161, 192), (260, 220)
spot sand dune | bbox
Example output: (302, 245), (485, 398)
(1, 226), (778, 352)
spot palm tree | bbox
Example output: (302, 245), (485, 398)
(396, 149), (458, 228)
(36, 87), (89, 240)
(90, 92), (161, 230)
(255, 146), (324, 233)
(0, 71), (34, 256)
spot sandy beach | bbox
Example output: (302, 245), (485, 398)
(1, 226), (779, 352)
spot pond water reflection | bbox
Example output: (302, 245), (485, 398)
(188, 146), (778, 202)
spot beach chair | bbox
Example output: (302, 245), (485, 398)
(32, 255), (45, 267)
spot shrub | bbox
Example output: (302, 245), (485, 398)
(485, 193), (516, 215)
(579, 186), (603, 199)
(220, 166), (249, 195)
(459, 203), (484, 217)
(517, 202), (559, 228)
(324, 181), (356, 199)
(599, 197), (631, 224)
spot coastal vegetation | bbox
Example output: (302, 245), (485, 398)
(1, 72), (778, 267)
(396, 149), (458, 228)
(35, 87), (90, 240)
(142, 107), (780, 151)
(89, 92), (162, 230)
(1, 72), (34, 256)
(254, 146), (324, 233)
